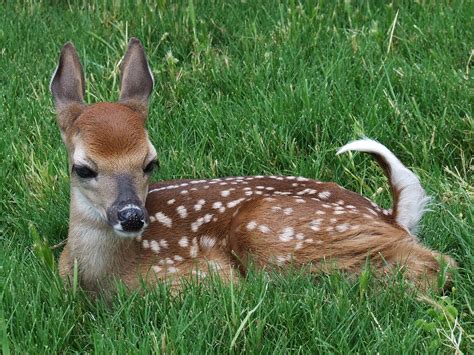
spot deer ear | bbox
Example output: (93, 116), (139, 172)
(50, 42), (86, 135)
(119, 38), (154, 118)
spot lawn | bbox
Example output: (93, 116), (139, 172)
(1, 0), (472, 353)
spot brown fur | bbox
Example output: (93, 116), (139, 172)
(60, 176), (456, 294)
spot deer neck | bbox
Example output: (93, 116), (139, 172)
(67, 188), (138, 288)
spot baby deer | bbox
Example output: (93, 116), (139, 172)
(51, 39), (455, 294)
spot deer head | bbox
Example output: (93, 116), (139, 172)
(50, 39), (156, 238)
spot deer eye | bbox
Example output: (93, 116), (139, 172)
(73, 165), (98, 179)
(144, 160), (158, 174)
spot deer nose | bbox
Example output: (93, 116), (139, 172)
(118, 207), (145, 232)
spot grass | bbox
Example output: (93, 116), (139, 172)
(1, 0), (472, 352)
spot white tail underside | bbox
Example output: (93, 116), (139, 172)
(337, 138), (430, 234)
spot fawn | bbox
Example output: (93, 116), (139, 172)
(51, 38), (455, 294)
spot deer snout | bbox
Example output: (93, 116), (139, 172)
(118, 205), (146, 232)
(108, 202), (149, 237)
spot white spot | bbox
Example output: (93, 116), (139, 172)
(322, 204), (331, 208)
(309, 219), (322, 231)
(279, 227), (294, 242)
(283, 207), (293, 215)
(297, 188), (317, 195)
(315, 210), (326, 215)
(155, 212), (172, 228)
(295, 199), (306, 203)
(200, 235), (216, 249)
(334, 210), (346, 215)
(176, 205), (188, 218)
(366, 207), (378, 216)
(221, 190), (231, 197)
(180, 190), (189, 195)
(179, 236), (189, 247)
(167, 199), (176, 205)
(150, 240), (160, 253)
(271, 206), (282, 212)
(203, 213), (213, 223)
(165, 257), (174, 265)
(149, 216), (156, 223)
(318, 191), (331, 199)
(193, 199), (206, 211)
(330, 218), (337, 224)
(296, 233), (305, 240)
(190, 180), (206, 184)
(219, 182), (228, 185)
(152, 265), (162, 273)
(295, 241), (304, 250)
(245, 191), (253, 196)
(335, 224), (349, 232)
(180, 183), (189, 187)
(168, 267), (178, 273)
(346, 205), (356, 209)
(336, 200), (345, 205)
(159, 239), (169, 248)
(296, 177), (309, 182)
(190, 238), (198, 258)
(258, 225), (271, 233)
(265, 187), (275, 191)
(247, 221), (257, 231)
(142, 240), (150, 249)
(334, 206), (344, 211)
(227, 198), (245, 208)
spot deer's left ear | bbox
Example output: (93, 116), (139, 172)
(119, 38), (154, 118)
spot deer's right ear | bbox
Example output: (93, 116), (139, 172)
(50, 42), (85, 135)
(118, 38), (154, 118)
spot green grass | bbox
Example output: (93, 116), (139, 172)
(1, 0), (473, 352)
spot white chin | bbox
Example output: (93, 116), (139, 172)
(113, 227), (143, 239)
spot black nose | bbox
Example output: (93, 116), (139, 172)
(118, 208), (145, 232)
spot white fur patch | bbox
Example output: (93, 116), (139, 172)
(279, 227), (294, 242)
(247, 221), (257, 231)
(179, 236), (189, 247)
(337, 138), (429, 233)
(318, 191), (331, 199)
(155, 212), (172, 227)
(176, 205), (188, 219)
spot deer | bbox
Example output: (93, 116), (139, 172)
(51, 38), (456, 295)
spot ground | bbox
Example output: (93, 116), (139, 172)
(0, 0), (472, 353)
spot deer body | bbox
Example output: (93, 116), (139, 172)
(52, 39), (455, 295)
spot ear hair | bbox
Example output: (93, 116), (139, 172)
(119, 38), (154, 118)
(50, 42), (86, 135)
